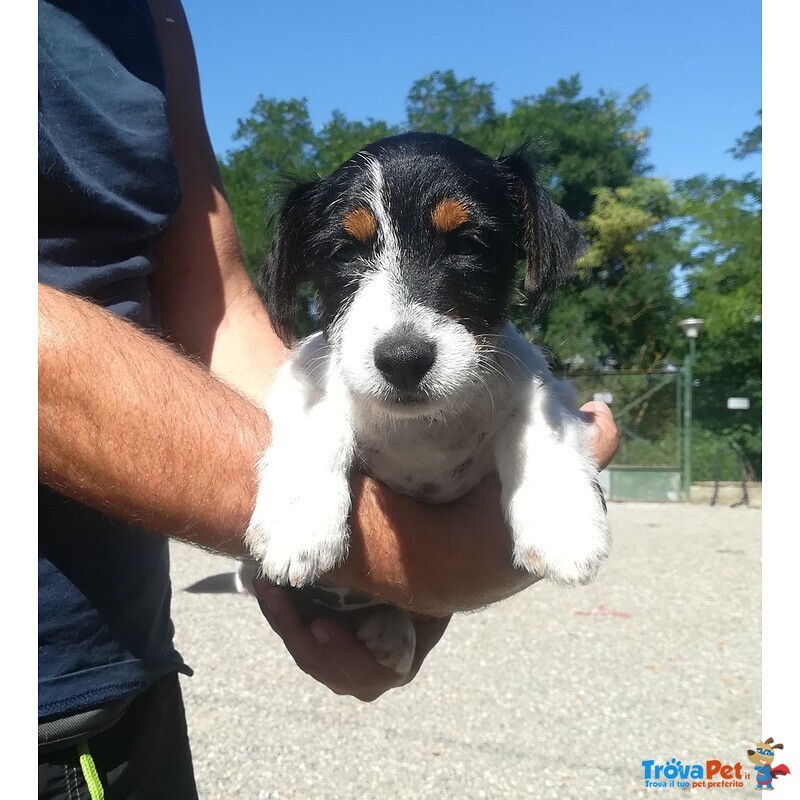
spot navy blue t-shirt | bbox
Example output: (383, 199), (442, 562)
(39, 0), (191, 719)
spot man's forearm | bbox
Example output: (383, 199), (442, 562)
(331, 474), (537, 617)
(38, 283), (588, 614)
(147, 0), (286, 405)
(38, 283), (266, 554)
(331, 403), (619, 616)
(39, 283), (525, 611)
(37, 284), (515, 602)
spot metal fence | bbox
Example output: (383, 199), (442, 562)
(558, 369), (681, 465)
(691, 376), (762, 483)
(556, 369), (762, 500)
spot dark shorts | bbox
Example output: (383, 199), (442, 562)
(38, 673), (198, 800)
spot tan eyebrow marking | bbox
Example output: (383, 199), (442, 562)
(342, 207), (377, 242)
(431, 198), (470, 233)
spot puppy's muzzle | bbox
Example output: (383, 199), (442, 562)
(374, 331), (436, 391)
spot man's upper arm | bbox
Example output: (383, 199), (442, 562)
(146, 0), (285, 400)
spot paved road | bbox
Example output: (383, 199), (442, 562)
(170, 502), (761, 799)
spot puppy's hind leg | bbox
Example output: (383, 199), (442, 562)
(356, 606), (417, 676)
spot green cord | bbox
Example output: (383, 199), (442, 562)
(77, 740), (105, 800)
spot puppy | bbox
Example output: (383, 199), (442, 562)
(245, 133), (610, 674)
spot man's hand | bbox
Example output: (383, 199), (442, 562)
(255, 403), (618, 699)
(255, 585), (450, 702)
(580, 400), (620, 469)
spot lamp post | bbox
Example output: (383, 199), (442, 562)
(678, 318), (704, 500)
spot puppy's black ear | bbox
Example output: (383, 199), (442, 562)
(499, 153), (586, 316)
(261, 180), (317, 345)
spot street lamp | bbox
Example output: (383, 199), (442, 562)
(678, 318), (704, 500)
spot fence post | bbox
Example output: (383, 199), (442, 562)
(681, 338), (696, 501)
(676, 369), (683, 484)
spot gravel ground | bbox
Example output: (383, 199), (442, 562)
(170, 502), (761, 800)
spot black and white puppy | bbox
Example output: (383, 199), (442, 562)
(245, 133), (610, 674)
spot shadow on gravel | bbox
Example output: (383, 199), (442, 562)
(184, 572), (243, 594)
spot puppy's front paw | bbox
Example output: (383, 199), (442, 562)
(509, 479), (610, 586)
(246, 461), (351, 588)
(356, 607), (416, 675)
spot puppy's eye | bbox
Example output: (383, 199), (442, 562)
(331, 242), (364, 262)
(447, 233), (487, 257)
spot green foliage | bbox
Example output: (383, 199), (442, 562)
(581, 180), (669, 268)
(691, 421), (758, 483)
(730, 110), (761, 160)
(314, 112), (401, 174)
(406, 71), (497, 146)
(674, 122), (762, 477)
(505, 76), (651, 218)
(219, 97), (318, 273)
(533, 177), (684, 371)
(676, 174), (761, 379)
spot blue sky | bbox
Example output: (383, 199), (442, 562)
(184, 0), (761, 181)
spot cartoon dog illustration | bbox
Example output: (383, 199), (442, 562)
(747, 738), (791, 791)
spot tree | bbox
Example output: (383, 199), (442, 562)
(677, 175), (761, 379)
(675, 117), (762, 477)
(534, 177), (683, 371)
(314, 112), (400, 175)
(406, 71), (497, 148)
(730, 110), (761, 160)
(220, 97), (318, 273)
(504, 76), (651, 220)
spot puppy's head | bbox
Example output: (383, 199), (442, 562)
(264, 132), (584, 416)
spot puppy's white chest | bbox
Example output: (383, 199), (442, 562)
(355, 406), (509, 503)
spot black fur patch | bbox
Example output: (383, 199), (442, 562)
(262, 132), (584, 344)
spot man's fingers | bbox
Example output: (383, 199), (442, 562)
(254, 583), (400, 701)
(255, 585), (339, 681)
(579, 400), (619, 469)
(580, 400), (613, 425)
(311, 618), (402, 694)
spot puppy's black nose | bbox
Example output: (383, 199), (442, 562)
(374, 334), (436, 391)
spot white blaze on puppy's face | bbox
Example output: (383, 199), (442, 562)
(329, 156), (481, 416)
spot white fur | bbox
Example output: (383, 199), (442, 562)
(245, 335), (355, 587)
(334, 270), (482, 418)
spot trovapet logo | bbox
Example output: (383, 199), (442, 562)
(642, 737), (792, 791)
(641, 758), (748, 790)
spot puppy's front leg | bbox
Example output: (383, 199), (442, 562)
(494, 379), (610, 585)
(246, 361), (355, 588)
